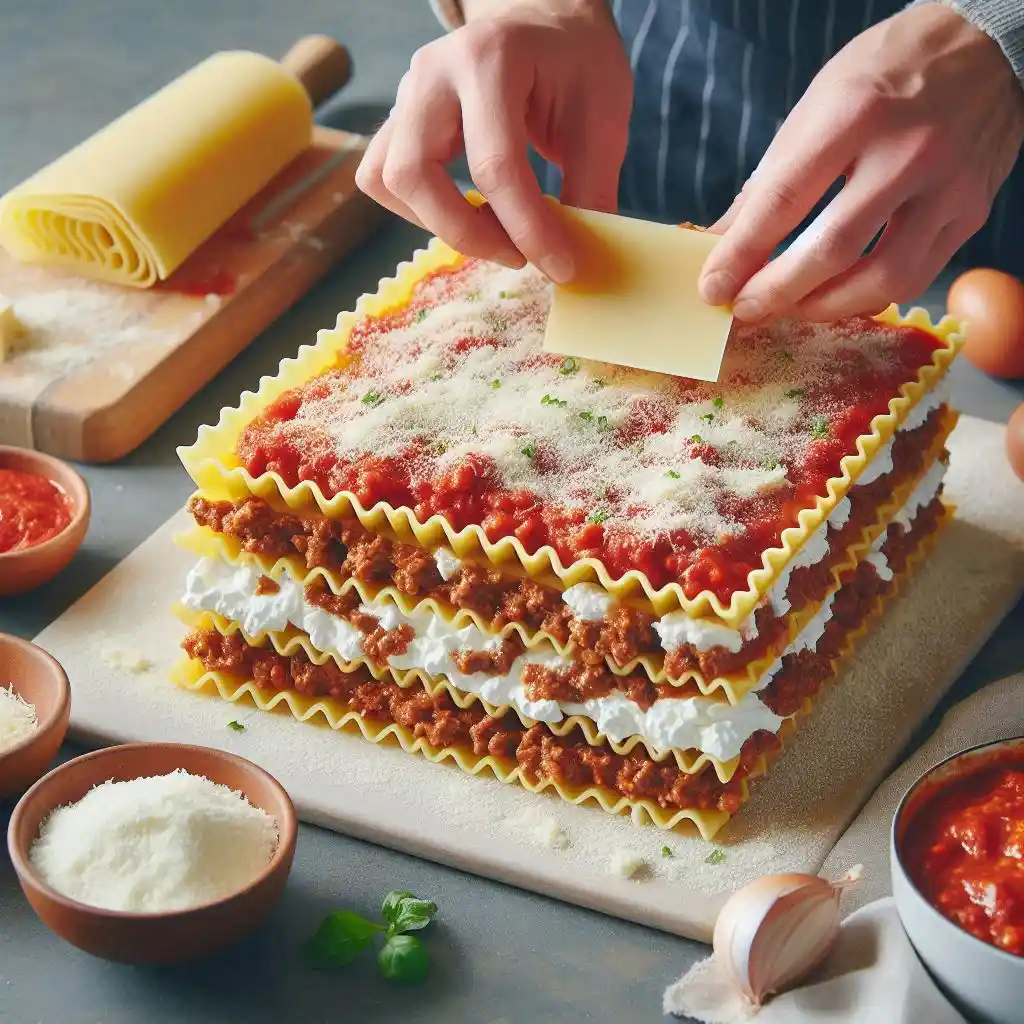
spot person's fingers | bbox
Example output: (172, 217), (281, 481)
(378, 73), (525, 267)
(699, 107), (861, 308)
(355, 120), (427, 229)
(791, 199), (967, 321)
(557, 109), (630, 213)
(727, 158), (917, 321)
(461, 84), (576, 283)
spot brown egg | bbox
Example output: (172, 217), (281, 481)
(1007, 402), (1024, 483)
(947, 269), (1024, 379)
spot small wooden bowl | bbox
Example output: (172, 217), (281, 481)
(0, 635), (71, 800)
(7, 743), (298, 964)
(0, 446), (90, 597)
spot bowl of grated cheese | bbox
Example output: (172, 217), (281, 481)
(0, 635), (70, 799)
(6, 742), (298, 964)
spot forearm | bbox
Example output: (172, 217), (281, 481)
(910, 0), (1024, 81)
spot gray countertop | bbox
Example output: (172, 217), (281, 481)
(2, 4), (1023, 1023)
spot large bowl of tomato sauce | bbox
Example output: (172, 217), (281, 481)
(891, 737), (1024, 1024)
(0, 446), (90, 597)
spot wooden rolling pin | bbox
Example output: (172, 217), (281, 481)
(0, 36), (353, 290)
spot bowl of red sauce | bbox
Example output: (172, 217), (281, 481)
(0, 446), (90, 597)
(891, 737), (1024, 1024)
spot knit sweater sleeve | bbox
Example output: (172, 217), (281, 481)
(909, 0), (1024, 82)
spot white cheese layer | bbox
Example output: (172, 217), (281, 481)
(183, 557), (783, 760)
(182, 457), (944, 762)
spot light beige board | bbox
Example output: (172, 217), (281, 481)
(33, 416), (1024, 942)
(0, 126), (385, 463)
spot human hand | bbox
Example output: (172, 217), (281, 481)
(355, 0), (632, 284)
(699, 3), (1024, 323)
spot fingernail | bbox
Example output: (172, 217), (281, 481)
(495, 254), (526, 271)
(538, 253), (575, 286)
(700, 271), (736, 307)
(732, 297), (765, 322)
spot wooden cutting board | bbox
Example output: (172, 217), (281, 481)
(31, 417), (1024, 942)
(0, 37), (385, 463)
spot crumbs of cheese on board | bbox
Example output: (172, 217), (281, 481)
(0, 685), (38, 753)
(609, 850), (647, 879)
(100, 642), (154, 673)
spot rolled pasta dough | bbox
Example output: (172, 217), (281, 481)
(0, 51), (312, 288)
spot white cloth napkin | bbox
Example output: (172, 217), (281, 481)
(665, 670), (1024, 1022)
(663, 898), (965, 1023)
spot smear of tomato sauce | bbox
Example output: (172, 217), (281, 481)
(0, 469), (73, 553)
(902, 752), (1024, 956)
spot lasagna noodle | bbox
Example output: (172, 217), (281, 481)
(178, 237), (962, 624)
(173, 466), (947, 775)
(176, 414), (955, 703)
(174, 499), (950, 843)
(0, 52), (311, 288)
(173, 503), (950, 840)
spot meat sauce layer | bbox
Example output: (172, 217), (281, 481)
(181, 498), (942, 812)
(190, 412), (945, 681)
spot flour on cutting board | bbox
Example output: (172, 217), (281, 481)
(0, 284), (180, 399)
(31, 417), (1024, 942)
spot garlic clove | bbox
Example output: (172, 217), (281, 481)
(712, 867), (862, 1008)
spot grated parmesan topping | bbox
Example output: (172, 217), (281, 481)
(251, 259), (926, 547)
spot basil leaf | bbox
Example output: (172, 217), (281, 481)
(382, 890), (438, 935)
(303, 910), (383, 969)
(378, 934), (430, 984)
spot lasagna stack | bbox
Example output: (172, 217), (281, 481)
(174, 241), (960, 840)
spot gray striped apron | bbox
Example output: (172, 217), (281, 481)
(542, 0), (1021, 274)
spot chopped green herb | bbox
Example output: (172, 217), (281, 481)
(593, 378), (608, 389)
(490, 378), (501, 389)
(594, 486), (609, 500)
(661, 846), (674, 859)
(435, 442), (448, 456)
(498, 290), (517, 300)
(811, 414), (830, 440)
(429, 372), (444, 382)
(762, 458), (780, 471)
(541, 394), (568, 408)
(700, 412), (715, 423)
(665, 469), (681, 479)
(466, 290), (481, 302)
(521, 444), (536, 459)
(415, 308), (429, 323)
(361, 391), (385, 408)
(579, 410), (594, 422)
(226, 720), (245, 733)
(690, 434), (704, 444)
(588, 509), (610, 525)
(705, 849), (727, 866)
(727, 439), (739, 446)
(712, 396), (725, 409)
(559, 357), (579, 375)
(378, 934), (429, 984)
(785, 387), (805, 399)
(779, 350), (794, 362)
(596, 415), (609, 431)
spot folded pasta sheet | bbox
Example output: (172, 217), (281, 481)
(174, 240), (963, 838)
(0, 52), (311, 288)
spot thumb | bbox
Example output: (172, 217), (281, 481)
(557, 118), (628, 213)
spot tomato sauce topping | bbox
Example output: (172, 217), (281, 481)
(902, 752), (1024, 956)
(235, 258), (944, 600)
(0, 468), (73, 553)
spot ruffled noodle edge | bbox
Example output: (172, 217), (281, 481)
(170, 501), (949, 842)
(175, 408), (955, 701)
(177, 237), (963, 626)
